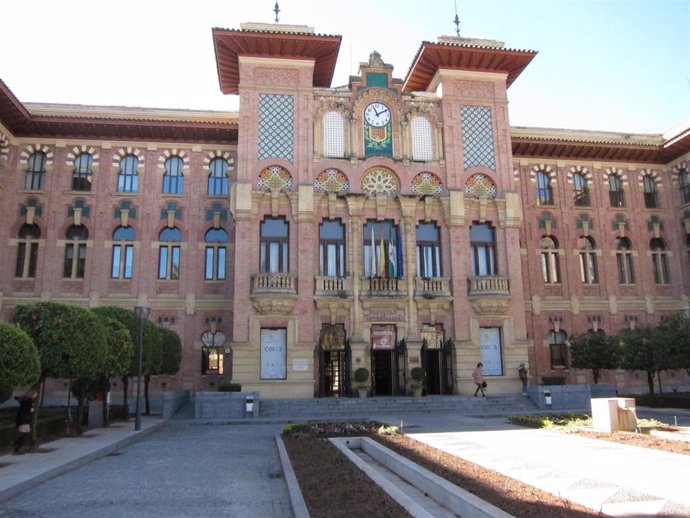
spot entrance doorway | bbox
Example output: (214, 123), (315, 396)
(421, 324), (453, 395)
(317, 325), (350, 397)
(370, 324), (406, 396)
(372, 349), (394, 395)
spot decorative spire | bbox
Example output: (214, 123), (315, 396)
(274, 2), (280, 23)
(453, 0), (461, 36)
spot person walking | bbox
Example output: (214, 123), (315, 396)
(472, 363), (486, 397)
(14, 385), (39, 454)
(518, 363), (528, 395)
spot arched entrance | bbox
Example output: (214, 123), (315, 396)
(317, 325), (350, 397)
(421, 324), (454, 395)
(370, 324), (406, 396)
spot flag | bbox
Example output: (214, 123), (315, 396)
(396, 226), (404, 278)
(379, 229), (387, 278)
(388, 228), (397, 278)
(370, 226), (376, 277)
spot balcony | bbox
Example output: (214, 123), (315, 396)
(314, 276), (353, 298)
(414, 277), (451, 299)
(250, 273), (297, 315)
(467, 276), (511, 314)
(361, 276), (407, 298)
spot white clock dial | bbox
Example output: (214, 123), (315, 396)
(364, 102), (391, 127)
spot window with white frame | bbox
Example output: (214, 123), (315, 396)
(72, 153), (93, 191)
(63, 225), (88, 279)
(111, 226), (135, 279)
(643, 175), (658, 209)
(578, 236), (598, 284)
(616, 237), (635, 284)
(470, 222), (496, 276)
(572, 173), (590, 206)
(260, 217), (289, 274)
(163, 156), (184, 194)
(158, 227), (182, 280)
(204, 228), (227, 281)
(208, 157), (229, 196)
(650, 237), (669, 284)
(609, 174), (625, 208)
(535, 171), (553, 206)
(416, 222), (441, 277)
(540, 235), (560, 283)
(117, 154), (139, 193)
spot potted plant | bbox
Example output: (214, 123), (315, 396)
(410, 367), (426, 397)
(353, 367), (370, 398)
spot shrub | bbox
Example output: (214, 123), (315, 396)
(354, 368), (370, 387)
(218, 382), (242, 392)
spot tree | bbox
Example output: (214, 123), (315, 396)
(159, 327), (182, 378)
(12, 302), (108, 436)
(655, 312), (690, 379)
(568, 330), (620, 384)
(0, 322), (40, 403)
(618, 325), (661, 395)
(90, 314), (134, 426)
(142, 322), (164, 415)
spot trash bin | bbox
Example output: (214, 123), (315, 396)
(245, 395), (254, 416)
(544, 389), (552, 408)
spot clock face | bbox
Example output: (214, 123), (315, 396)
(364, 102), (391, 127)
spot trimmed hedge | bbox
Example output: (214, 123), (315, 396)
(630, 393), (690, 410)
(509, 413), (590, 429)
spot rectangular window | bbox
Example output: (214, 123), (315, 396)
(617, 254), (635, 284)
(549, 331), (568, 368)
(363, 220), (401, 278)
(470, 223), (496, 276)
(260, 328), (287, 380)
(205, 246), (226, 280)
(158, 245), (181, 280)
(416, 223), (441, 277)
(579, 253), (598, 283)
(479, 327), (503, 376)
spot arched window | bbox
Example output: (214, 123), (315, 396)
(111, 226), (135, 279)
(540, 236), (560, 283)
(117, 154), (139, 193)
(416, 222), (441, 278)
(535, 171), (553, 206)
(578, 236), (598, 284)
(616, 237), (635, 284)
(16, 223), (41, 278)
(470, 222), (496, 276)
(72, 153), (93, 191)
(319, 219), (346, 277)
(650, 238), (669, 284)
(572, 173), (590, 206)
(549, 330), (568, 368)
(679, 168), (690, 205)
(260, 217), (288, 273)
(609, 173), (625, 207)
(163, 156), (184, 194)
(204, 228), (228, 281)
(25, 151), (47, 190)
(643, 175), (657, 209)
(158, 227), (182, 280)
(208, 157), (229, 196)
(411, 116), (433, 162)
(322, 111), (345, 158)
(63, 225), (88, 279)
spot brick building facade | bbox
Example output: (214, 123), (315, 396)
(1, 22), (688, 399)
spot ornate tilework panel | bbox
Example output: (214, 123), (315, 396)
(411, 116), (433, 161)
(460, 106), (495, 170)
(258, 94), (294, 162)
(323, 111), (345, 158)
(411, 172), (444, 196)
(258, 165), (293, 192)
(361, 167), (399, 197)
(315, 168), (349, 194)
(464, 173), (497, 198)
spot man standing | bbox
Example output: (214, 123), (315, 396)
(518, 363), (528, 395)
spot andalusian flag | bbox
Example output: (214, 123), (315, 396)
(388, 230), (397, 278)
(379, 230), (387, 278)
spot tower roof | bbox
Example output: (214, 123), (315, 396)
(213, 25), (342, 95)
(403, 38), (537, 92)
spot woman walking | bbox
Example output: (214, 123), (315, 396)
(472, 363), (486, 397)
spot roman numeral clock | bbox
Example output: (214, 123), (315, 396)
(364, 101), (392, 157)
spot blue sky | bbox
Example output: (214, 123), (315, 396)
(1, 0), (687, 134)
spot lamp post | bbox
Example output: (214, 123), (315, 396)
(134, 305), (150, 431)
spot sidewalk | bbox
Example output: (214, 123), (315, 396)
(0, 417), (165, 504)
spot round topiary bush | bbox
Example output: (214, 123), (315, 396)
(353, 367), (370, 386)
(410, 367), (426, 382)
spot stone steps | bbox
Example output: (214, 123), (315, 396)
(259, 394), (537, 419)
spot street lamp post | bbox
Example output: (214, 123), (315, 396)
(134, 305), (150, 431)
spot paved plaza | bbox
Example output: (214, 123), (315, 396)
(1, 407), (689, 517)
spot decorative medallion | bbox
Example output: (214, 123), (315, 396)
(361, 167), (399, 197)
(258, 165), (293, 193)
(315, 168), (350, 194)
(464, 173), (497, 198)
(411, 172), (444, 196)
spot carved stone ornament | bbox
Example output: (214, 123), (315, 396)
(470, 297), (510, 315)
(251, 295), (297, 315)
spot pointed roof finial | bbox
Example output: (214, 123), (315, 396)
(274, 2), (280, 23)
(453, 0), (461, 36)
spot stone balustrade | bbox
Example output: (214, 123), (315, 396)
(467, 276), (510, 296)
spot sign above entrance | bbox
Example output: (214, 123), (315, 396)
(371, 324), (396, 349)
(364, 308), (405, 322)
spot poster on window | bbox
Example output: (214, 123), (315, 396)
(480, 327), (503, 376)
(261, 328), (287, 379)
(371, 324), (396, 349)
